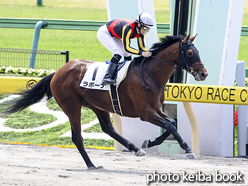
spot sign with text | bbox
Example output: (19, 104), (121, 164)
(165, 83), (248, 105)
(0, 77), (41, 94)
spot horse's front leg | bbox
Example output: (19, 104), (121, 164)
(142, 110), (176, 148)
(142, 108), (195, 159)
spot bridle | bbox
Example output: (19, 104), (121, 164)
(140, 40), (204, 92)
(176, 41), (204, 74)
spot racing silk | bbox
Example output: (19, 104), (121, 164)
(106, 19), (148, 55)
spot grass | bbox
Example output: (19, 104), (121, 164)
(0, 100), (57, 129)
(0, 29), (112, 63)
(47, 98), (97, 124)
(0, 0), (168, 62)
(83, 117), (114, 133)
(0, 0), (170, 22)
(0, 96), (114, 147)
(0, 121), (114, 147)
(4, 109), (56, 129)
(83, 123), (103, 133)
(0, 0), (108, 20)
(238, 36), (248, 66)
(0, 94), (8, 99)
(0, 122), (72, 145)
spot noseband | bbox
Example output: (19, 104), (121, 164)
(140, 40), (204, 92)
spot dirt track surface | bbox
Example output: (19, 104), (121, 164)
(0, 143), (248, 186)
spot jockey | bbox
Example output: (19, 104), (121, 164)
(97, 12), (154, 85)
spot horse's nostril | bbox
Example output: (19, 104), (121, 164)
(201, 72), (208, 78)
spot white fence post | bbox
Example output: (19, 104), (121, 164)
(236, 61), (248, 156)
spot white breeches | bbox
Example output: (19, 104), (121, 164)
(97, 25), (131, 57)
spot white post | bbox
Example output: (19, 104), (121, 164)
(112, 113), (122, 151)
(236, 61), (248, 156)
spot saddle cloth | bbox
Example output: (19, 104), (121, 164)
(79, 60), (132, 91)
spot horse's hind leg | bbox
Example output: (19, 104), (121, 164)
(70, 125), (98, 169)
(54, 96), (97, 169)
(92, 108), (146, 156)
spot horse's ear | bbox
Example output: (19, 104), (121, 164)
(190, 34), (197, 43)
(182, 34), (190, 44)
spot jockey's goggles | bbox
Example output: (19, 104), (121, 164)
(143, 26), (151, 34)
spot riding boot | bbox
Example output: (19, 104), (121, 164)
(102, 62), (118, 85)
(102, 54), (121, 85)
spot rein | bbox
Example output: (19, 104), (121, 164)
(140, 57), (167, 92)
(140, 41), (204, 93)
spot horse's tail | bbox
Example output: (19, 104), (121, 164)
(2, 72), (56, 115)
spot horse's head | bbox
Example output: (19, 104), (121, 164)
(177, 35), (208, 81)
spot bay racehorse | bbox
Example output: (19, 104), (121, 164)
(2, 35), (208, 169)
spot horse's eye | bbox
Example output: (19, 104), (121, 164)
(186, 49), (194, 57)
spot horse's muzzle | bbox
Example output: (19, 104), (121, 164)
(193, 71), (208, 81)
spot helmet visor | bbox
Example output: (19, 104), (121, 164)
(143, 26), (151, 34)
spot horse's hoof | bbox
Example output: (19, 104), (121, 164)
(87, 165), (103, 170)
(185, 152), (195, 159)
(142, 139), (149, 148)
(135, 149), (147, 156)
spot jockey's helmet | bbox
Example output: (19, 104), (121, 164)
(136, 12), (154, 29)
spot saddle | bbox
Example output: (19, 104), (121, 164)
(80, 60), (132, 116)
(80, 60), (131, 91)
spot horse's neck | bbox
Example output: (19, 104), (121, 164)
(149, 47), (178, 86)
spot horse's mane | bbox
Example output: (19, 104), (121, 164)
(133, 35), (183, 63)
